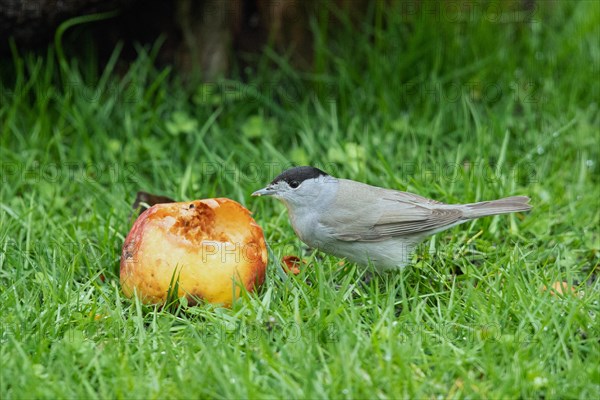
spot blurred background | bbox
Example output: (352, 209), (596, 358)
(2, 0), (597, 209)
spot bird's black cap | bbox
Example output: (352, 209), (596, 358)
(270, 166), (329, 186)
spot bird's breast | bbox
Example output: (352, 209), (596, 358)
(287, 207), (325, 249)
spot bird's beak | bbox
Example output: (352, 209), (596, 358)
(252, 186), (274, 197)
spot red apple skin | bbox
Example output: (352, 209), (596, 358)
(120, 198), (268, 306)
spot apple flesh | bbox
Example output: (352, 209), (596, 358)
(120, 198), (268, 306)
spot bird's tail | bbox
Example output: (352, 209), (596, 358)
(462, 196), (531, 219)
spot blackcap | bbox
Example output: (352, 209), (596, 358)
(253, 166), (531, 270)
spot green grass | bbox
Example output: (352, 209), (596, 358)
(1, 1), (599, 398)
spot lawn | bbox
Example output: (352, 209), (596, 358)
(1, 1), (599, 399)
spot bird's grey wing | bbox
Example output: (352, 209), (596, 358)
(321, 183), (463, 242)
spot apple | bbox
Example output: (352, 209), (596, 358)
(120, 198), (268, 306)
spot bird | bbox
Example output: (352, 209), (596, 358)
(252, 166), (531, 270)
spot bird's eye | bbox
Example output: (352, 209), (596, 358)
(289, 180), (300, 189)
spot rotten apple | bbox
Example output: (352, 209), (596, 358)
(120, 198), (268, 306)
